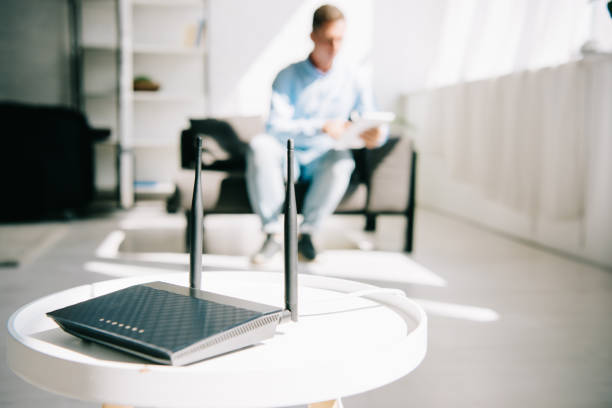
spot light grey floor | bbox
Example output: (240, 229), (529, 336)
(1, 203), (611, 408)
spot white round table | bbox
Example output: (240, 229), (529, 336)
(7, 271), (427, 408)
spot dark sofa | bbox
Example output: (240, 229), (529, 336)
(171, 116), (417, 252)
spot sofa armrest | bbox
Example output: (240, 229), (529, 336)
(180, 116), (265, 170)
(367, 135), (413, 213)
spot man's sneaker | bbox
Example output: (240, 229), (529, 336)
(250, 234), (282, 264)
(298, 233), (317, 261)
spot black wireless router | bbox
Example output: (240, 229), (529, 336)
(47, 137), (298, 366)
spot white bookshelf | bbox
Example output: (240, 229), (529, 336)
(80, 0), (208, 206)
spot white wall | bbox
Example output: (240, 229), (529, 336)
(372, 0), (612, 111)
(372, 0), (447, 111)
(208, 0), (373, 117)
(207, 0), (466, 114)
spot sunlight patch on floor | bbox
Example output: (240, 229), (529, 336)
(91, 221), (500, 323)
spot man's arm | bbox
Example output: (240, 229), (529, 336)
(267, 91), (326, 142)
(322, 119), (350, 140)
(266, 71), (328, 144)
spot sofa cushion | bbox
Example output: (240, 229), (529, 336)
(176, 118), (407, 217)
(181, 116), (266, 171)
(182, 119), (248, 171)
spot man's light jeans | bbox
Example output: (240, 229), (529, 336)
(246, 134), (355, 235)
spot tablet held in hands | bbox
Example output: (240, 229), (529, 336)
(335, 111), (395, 149)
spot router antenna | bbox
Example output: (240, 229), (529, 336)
(189, 136), (203, 291)
(284, 139), (298, 322)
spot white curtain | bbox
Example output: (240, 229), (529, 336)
(409, 56), (611, 221)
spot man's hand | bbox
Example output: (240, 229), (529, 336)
(322, 119), (350, 140)
(360, 127), (383, 149)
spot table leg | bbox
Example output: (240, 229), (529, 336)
(308, 399), (342, 408)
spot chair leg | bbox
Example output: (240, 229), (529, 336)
(405, 213), (414, 252)
(404, 150), (417, 253)
(364, 213), (377, 232)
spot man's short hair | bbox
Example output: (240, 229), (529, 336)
(312, 4), (344, 31)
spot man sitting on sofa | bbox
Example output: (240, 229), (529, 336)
(247, 4), (386, 263)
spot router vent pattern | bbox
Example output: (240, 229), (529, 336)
(175, 314), (280, 360)
(49, 285), (265, 352)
